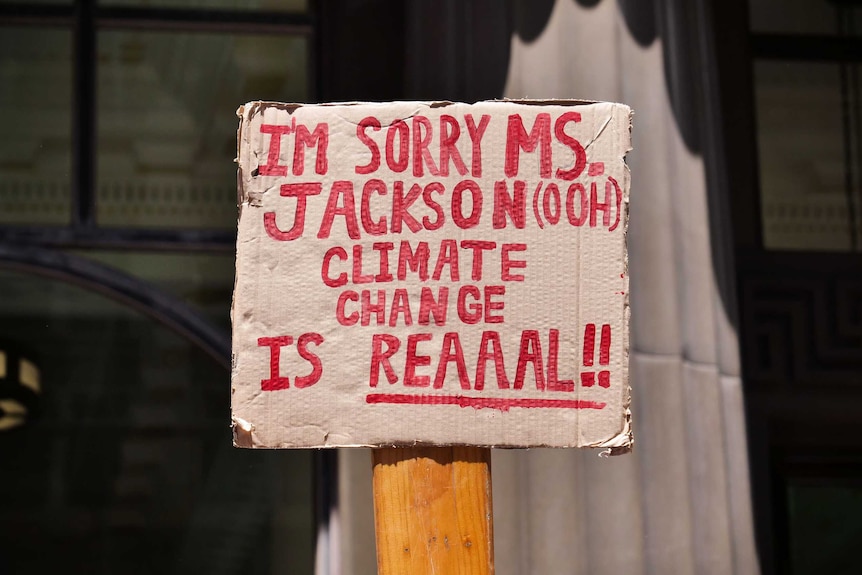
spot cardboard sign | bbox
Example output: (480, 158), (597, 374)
(231, 100), (632, 451)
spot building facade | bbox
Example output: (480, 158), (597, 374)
(1, 1), (860, 574)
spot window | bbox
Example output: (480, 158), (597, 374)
(0, 2), (317, 572)
(752, 0), (862, 251)
(738, 2), (862, 574)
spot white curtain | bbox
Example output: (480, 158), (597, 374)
(336, 1), (760, 573)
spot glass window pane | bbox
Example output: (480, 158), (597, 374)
(0, 267), (314, 573)
(96, 31), (308, 230)
(70, 250), (236, 331)
(750, 0), (862, 36)
(788, 483), (862, 575)
(755, 60), (862, 251)
(0, 28), (72, 225)
(99, 0), (307, 12)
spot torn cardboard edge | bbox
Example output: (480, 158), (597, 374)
(232, 389), (634, 454)
(231, 410), (633, 454)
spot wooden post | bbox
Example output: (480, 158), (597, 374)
(372, 446), (494, 574)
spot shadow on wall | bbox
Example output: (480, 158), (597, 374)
(321, 0), (739, 330)
(512, 0), (739, 333)
(517, 0), (702, 157)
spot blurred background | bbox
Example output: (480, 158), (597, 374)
(0, 0), (861, 574)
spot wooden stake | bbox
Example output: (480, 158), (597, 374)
(372, 446), (494, 575)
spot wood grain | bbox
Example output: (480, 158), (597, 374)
(372, 446), (494, 575)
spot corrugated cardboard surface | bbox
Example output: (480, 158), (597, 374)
(232, 100), (631, 450)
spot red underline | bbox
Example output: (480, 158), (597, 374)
(365, 393), (606, 411)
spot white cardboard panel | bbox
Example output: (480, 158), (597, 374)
(231, 100), (632, 450)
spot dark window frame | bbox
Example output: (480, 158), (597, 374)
(717, 1), (862, 574)
(746, 12), (862, 254)
(0, 3), (333, 571)
(0, 0), (315, 252)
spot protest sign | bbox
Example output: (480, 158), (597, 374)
(231, 100), (632, 451)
